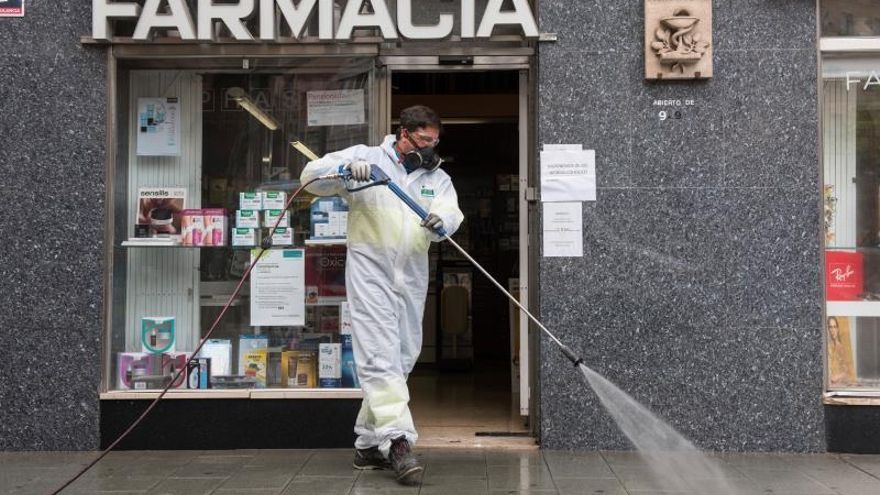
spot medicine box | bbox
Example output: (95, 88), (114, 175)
(271, 227), (293, 246)
(310, 197), (349, 239)
(262, 191), (287, 210)
(232, 228), (259, 247)
(202, 208), (227, 246)
(240, 192), (263, 210)
(181, 209), (205, 246)
(263, 209), (290, 228)
(236, 210), (260, 228)
(319, 343), (342, 388)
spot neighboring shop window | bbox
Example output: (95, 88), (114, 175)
(823, 61), (880, 391)
(821, 0), (880, 37)
(109, 62), (374, 392)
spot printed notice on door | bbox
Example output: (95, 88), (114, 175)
(542, 202), (583, 257)
(540, 148), (596, 202)
(307, 89), (365, 127)
(250, 249), (305, 326)
(136, 97), (181, 156)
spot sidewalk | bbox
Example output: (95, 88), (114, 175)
(2, 448), (879, 495)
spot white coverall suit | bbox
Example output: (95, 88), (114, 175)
(301, 135), (464, 455)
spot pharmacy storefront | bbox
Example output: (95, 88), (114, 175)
(5, 1), (877, 455)
(94, 0), (542, 449)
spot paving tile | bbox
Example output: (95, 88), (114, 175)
(420, 476), (490, 494)
(64, 475), (163, 493)
(169, 461), (244, 478)
(217, 467), (296, 490)
(738, 468), (837, 494)
(552, 477), (627, 495)
(298, 456), (359, 477)
(487, 464), (556, 491)
(145, 477), (227, 495)
(214, 490), (280, 495)
(423, 459), (488, 478)
(542, 451), (615, 479)
(281, 475), (356, 495)
(485, 451), (546, 466)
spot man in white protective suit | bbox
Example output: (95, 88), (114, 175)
(300, 106), (463, 486)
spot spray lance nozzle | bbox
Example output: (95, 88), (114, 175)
(559, 343), (584, 368)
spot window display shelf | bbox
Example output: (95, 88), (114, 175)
(824, 391), (880, 406)
(827, 301), (880, 317)
(101, 388), (363, 400)
(305, 238), (347, 246)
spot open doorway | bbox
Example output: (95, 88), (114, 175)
(390, 71), (532, 447)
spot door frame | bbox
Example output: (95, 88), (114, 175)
(377, 56), (538, 424)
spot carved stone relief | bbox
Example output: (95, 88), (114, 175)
(645, 0), (713, 80)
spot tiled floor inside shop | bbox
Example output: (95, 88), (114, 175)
(409, 363), (532, 449)
(4, 449), (880, 495)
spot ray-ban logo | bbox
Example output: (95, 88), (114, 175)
(830, 264), (856, 283)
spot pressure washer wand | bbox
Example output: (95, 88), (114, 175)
(342, 165), (585, 368)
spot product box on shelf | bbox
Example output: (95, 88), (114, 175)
(826, 250), (864, 301)
(198, 339), (231, 376)
(297, 332), (333, 352)
(263, 209), (291, 228)
(243, 349), (268, 388)
(305, 246), (347, 302)
(340, 301), (353, 335)
(202, 208), (228, 246)
(262, 191), (287, 210)
(236, 210), (260, 228)
(141, 316), (175, 353)
(181, 209), (206, 246)
(117, 352), (151, 390)
(310, 196), (349, 239)
(160, 352), (189, 389)
(282, 350), (317, 388)
(186, 357), (211, 389)
(340, 333), (359, 388)
(238, 335), (269, 375)
(240, 192), (263, 210)
(232, 228), (259, 247)
(319, 343), (342, 388)
(271, 227), (293, 246)
(266, 347), (284, 387)
(137, 187), (187, 238)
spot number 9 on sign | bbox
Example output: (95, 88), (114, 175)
(658, 111), (667, 121)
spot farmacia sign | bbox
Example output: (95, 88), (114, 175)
(93, 0), (539, 41)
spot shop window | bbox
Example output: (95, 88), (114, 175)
(108, 62), (375, 393)
(821, 0), (880, 37)
(823, 63), (880, 391)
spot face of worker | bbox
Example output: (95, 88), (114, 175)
(399, 126), (440, 154)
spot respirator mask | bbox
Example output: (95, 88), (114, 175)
(402, 132), (443, 172)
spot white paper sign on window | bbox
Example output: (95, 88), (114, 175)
(540, 148), (596, 202)
(250, 249), (306, 326)
(542, 202), (583, 258)
(136, 97), (181, 156)
(307, 89), (366, 127)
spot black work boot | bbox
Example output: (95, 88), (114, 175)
(353, 446), (391, 470)
(388, 436), (423, 486)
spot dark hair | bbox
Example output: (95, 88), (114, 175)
(397, 105), (441, 139)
